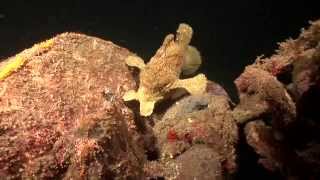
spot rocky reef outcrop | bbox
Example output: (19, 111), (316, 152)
(0, 33), (145, 179)
(0, 20), (320, 179)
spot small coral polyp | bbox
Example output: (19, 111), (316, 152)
(123, 23), (207, 116)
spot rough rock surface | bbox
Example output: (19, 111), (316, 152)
(234, 20), (320, 179)
(144, 145), (223, 180)
(145, 93), (238, 179)
(0, 33), (145, 179)
(1, 19), (320, 180)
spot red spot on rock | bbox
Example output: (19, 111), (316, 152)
(167, 129), (179, 142)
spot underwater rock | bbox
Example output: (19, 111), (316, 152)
(1, 19), (320, 180)
(244, 120), (305, 176)
(144, 145), (223, 180)
(236, 19), (320, 179)
(0, 24), (231, 180)
(0, 33), (145, 179)
(151, 94), (238, 176)
(233, 66), (296, 131)
(159, 80), (230, 122)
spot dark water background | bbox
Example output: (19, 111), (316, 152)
(0, 0), (319, 179)
(0, 0), (319, 99)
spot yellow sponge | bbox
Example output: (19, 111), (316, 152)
(0, 39), (54, 81)
(0, 55), (26, 80)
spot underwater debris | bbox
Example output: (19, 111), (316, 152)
(123, 23), (207, 116)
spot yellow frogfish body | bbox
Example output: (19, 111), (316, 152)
(123, 23), (207, 116)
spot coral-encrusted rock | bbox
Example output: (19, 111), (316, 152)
(233, 66), (296, 130)
(173, 145), (223, 180)
(144, 145), (223, 180)
(237, 20), (320, 179)
(0, 33), (145, 179)
(161, 80), (230, 120)
(152, 94), (238, 176)
(244, 120), (304, 176)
